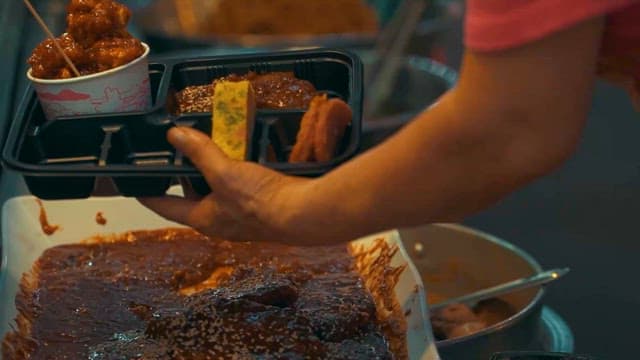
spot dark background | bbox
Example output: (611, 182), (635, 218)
(441, 3), (640, 358)
(466, 81), (640, 359)
(1, 1), (639, 359)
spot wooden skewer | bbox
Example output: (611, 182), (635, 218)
(22, 0), (81, 77)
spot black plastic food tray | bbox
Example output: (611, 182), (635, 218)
(2, 49), (363, 199)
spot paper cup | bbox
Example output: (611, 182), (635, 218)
(27, 42), (152, 121)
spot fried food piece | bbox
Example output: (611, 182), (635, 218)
(86, 37), (144, 73)
(212, 80), (257, 160)
(289, 95), (324, 162)
(289, 95), (352, 163)
(313, 97), (352, 162)
(29, 33), (88, 79)
(28, 0), (143, 79)
(66, 0), (131, 47)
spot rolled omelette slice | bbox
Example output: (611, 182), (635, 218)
(212, 80), (257, 160)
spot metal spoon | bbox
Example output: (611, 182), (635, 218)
(429, 268), (570, 312)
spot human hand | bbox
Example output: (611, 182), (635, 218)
(138, 126), (311, 244)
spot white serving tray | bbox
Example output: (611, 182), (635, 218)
(0, 191), (439, 360)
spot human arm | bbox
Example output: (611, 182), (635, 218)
(140, 17), (604, 245)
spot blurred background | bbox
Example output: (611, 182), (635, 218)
(1, 0), (639, 358)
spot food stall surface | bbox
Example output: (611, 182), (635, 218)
(0, 1), (639, 359)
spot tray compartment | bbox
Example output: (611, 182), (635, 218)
(168, 51), (357, 112)
(2, 49), (363, 199)
(107, 117), (174, 166)
(149, 63), (167, 108)
(24, 177), (96, 200)
(19, 117), (105, 167)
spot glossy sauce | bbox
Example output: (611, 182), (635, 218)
(36, 199), (60, 236)
(95, 211), (107, 225)
(174, 71), (317, 113)
(2, 229), (402, 359)
(28, 0), (144, 79)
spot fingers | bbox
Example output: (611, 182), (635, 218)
(178, 177), (201, 200)
(137, 195), (200, 226)
(168, 126), (230, 186)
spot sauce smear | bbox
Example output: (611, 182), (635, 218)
(36, 199), (60, 235)
(2, 229), (407, 359)
(95, 212), (107, 225)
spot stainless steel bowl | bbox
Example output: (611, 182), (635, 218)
(398, 224), (547, 360)
(359, 53), (457, 151)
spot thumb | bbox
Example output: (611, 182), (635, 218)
(168, 126), (230, 186)
(137, 195), (199, 226)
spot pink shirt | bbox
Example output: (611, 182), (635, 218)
(464, 0), (640, 109)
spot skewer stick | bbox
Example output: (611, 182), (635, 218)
(22, 0), (81, 77)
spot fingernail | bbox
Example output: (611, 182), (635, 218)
(169, 127), (188, 145)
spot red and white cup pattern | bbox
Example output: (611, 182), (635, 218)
(27, 43), (152, 121)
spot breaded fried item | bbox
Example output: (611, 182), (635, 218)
(313, 98), (352, 162)
(289, 95), (351, 163)
(29, 0), (144, 79)
(289, 95), (325, 162)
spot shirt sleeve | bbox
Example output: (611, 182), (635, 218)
(464, 0), (639, 51)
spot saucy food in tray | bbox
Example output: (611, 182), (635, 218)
(2, 229), (407, 359)
(29, 0), (144, 79)
(176, 71), (352, 163)
(174, 71), (318, 113)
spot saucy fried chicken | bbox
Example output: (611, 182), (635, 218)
(29, 0), (144, 79)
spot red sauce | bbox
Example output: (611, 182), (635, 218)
(95, 212), (107, 225)
(2, 229), (405, 359)
(174, 71), (317, 113)
(28, 0), (144, 79)
(36, 199), (60, 236)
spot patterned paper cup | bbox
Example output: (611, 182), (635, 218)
(27, 42), (152, 121)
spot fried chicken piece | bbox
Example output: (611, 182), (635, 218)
(28, 33), (87, 79)
(289, 95), (352, 163)
(86, 37), (144, 73)
(28, 0), (143, 79)
(66, 0), (131, 47)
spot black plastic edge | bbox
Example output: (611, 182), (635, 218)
(2, 48), (363, 179)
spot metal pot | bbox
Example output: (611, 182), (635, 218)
(398, 224), (548, 360)
(359, 53), (458, 151)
